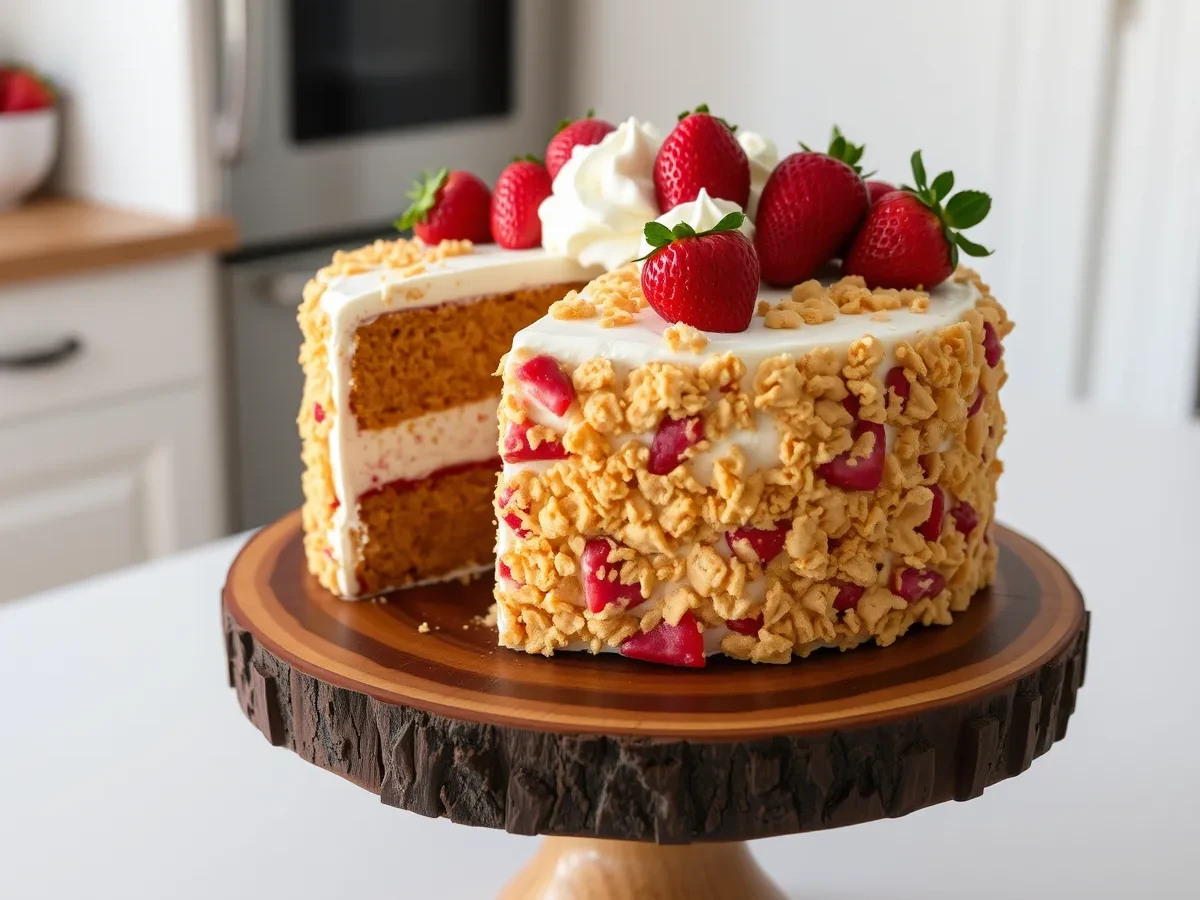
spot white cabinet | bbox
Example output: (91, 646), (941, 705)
(0, 257), (228, 603)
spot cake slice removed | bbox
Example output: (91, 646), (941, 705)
(495, 264), (1012, 665)
(299, 238), (596, 599)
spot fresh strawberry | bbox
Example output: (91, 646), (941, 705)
(725, 521), (790, 564)
(891, 566), (946, 603)
(832, 581), (865, 612)
(967, 388), (985, 418)
(951, 501), (979, 536)
(545, 110), (616, 180)
(501, 421), (568, 463)
(866, 180), (895, 205)
(581, 538), (642, 614)
(0, 69), (54, 113)
(491, 156), (552, 249)
(515, 354), (575, 416)
(726, 616), (763, 636)
(395, 168), (492, 244)
(619, 611), (706, 668)
(917, 484), (946, 541)
(817, 421), (885, 491)
(843, 151), (992, 289)
(654, 104), (749, 211)
(648, 415), (703, 475)
(639, 211), (759, 333)
(755, 126), (870, 286)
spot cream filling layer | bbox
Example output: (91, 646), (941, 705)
(328, 398), (500, 597)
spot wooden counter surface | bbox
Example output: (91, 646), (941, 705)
(0, 197), (237, 286)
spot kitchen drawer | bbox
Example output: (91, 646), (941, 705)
(0, 255), (215, 426)
(0, 381), (227, 603)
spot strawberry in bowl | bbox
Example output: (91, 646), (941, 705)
(0, 65), (58, 210)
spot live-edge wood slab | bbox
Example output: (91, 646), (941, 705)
(223, 510), (1088, 845)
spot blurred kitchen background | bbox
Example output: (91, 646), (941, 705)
(0, 0), (1196, 604)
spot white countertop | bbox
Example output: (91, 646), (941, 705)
(2, 405), (1198, 900)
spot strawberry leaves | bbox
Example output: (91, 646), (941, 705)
(396, 167), (448, 231)
(555, 108), (596, 133)
(902, 150), (993, 266)
(677, 102), (737, 133)
(637, 211), (745, 259)
(801, 125), (872, 177)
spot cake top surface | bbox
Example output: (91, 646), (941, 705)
(512, 265), (981, 371)
(316, 241), (598, 318)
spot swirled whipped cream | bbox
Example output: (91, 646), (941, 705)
(539, 117), (662, 271)
(635, 188), (755, 260)
(737, 131), (778, 221)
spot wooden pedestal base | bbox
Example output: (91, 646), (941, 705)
(500, 837), (786, 900)
(223, 513), (1088, 895)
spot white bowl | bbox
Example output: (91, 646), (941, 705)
(0, 108), (58, 211)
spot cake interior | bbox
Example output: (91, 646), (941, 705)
(307, 280), (584, 596)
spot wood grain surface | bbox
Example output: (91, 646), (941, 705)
(0, 197), (237, 286)
(223, 510), (1088, 843)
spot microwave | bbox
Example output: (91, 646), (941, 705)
(216, 0), (567, 249)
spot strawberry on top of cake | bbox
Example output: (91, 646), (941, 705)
(494, 113), (1010, 667)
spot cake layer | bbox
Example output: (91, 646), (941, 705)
(348, 284), (582, 431)
(326, 397), (500, 592)
(494, 266), (1011, 664)
(356, 460), (500, 596)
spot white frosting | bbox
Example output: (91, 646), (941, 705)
(538, 117), (662, 271)
(634, 189), (754, 261)
(498, 276), (982, 650)
(737, 131), (778, 221)
(320, 245), (599, 597)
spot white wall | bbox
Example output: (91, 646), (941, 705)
(568, 0), (1200, 422)
(0, 0), (211, 217)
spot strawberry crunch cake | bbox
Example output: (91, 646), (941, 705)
(300, 102), (1012, 671)
(492, 112), (1010, 667)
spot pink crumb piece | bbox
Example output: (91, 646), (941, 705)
(502, 421), (569, 463)
(916, 484), (945, 542)
(724, 521), (790, 564)
(581, 538), (643, 613)
(619, 611), (706, 668)
(891, 567), (946, 603)
(648, 416), (704, 475)
(817, 421), (885, 491)
(515, 354), (576, 416)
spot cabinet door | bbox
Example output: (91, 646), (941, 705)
(0, 385), (226, 603)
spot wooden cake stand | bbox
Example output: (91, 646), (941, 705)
(223, 511), (1088, 899)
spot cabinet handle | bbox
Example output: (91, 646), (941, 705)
(0, 336), (83, 370)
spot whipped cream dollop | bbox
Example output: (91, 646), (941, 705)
(737, 131), (778, 221)
(539, 117), (662, 271)
(635, 188), (755, 261)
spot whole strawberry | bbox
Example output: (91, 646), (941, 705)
(639, 211), (759, 333)
(1, 69), (54, 113)
(654, 104), (749, 211)
(843, 151), (992, 289)
(755, 126), (870, 286)
(545, 110), (616, 180)
(395, 168), (492, 244)
(491, 156), (553, 249)
(865, 180), (895, 205)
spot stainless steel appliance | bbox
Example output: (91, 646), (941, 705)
(219, 0), (567, 528)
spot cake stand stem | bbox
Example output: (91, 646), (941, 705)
(499, 836), (787, 900)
